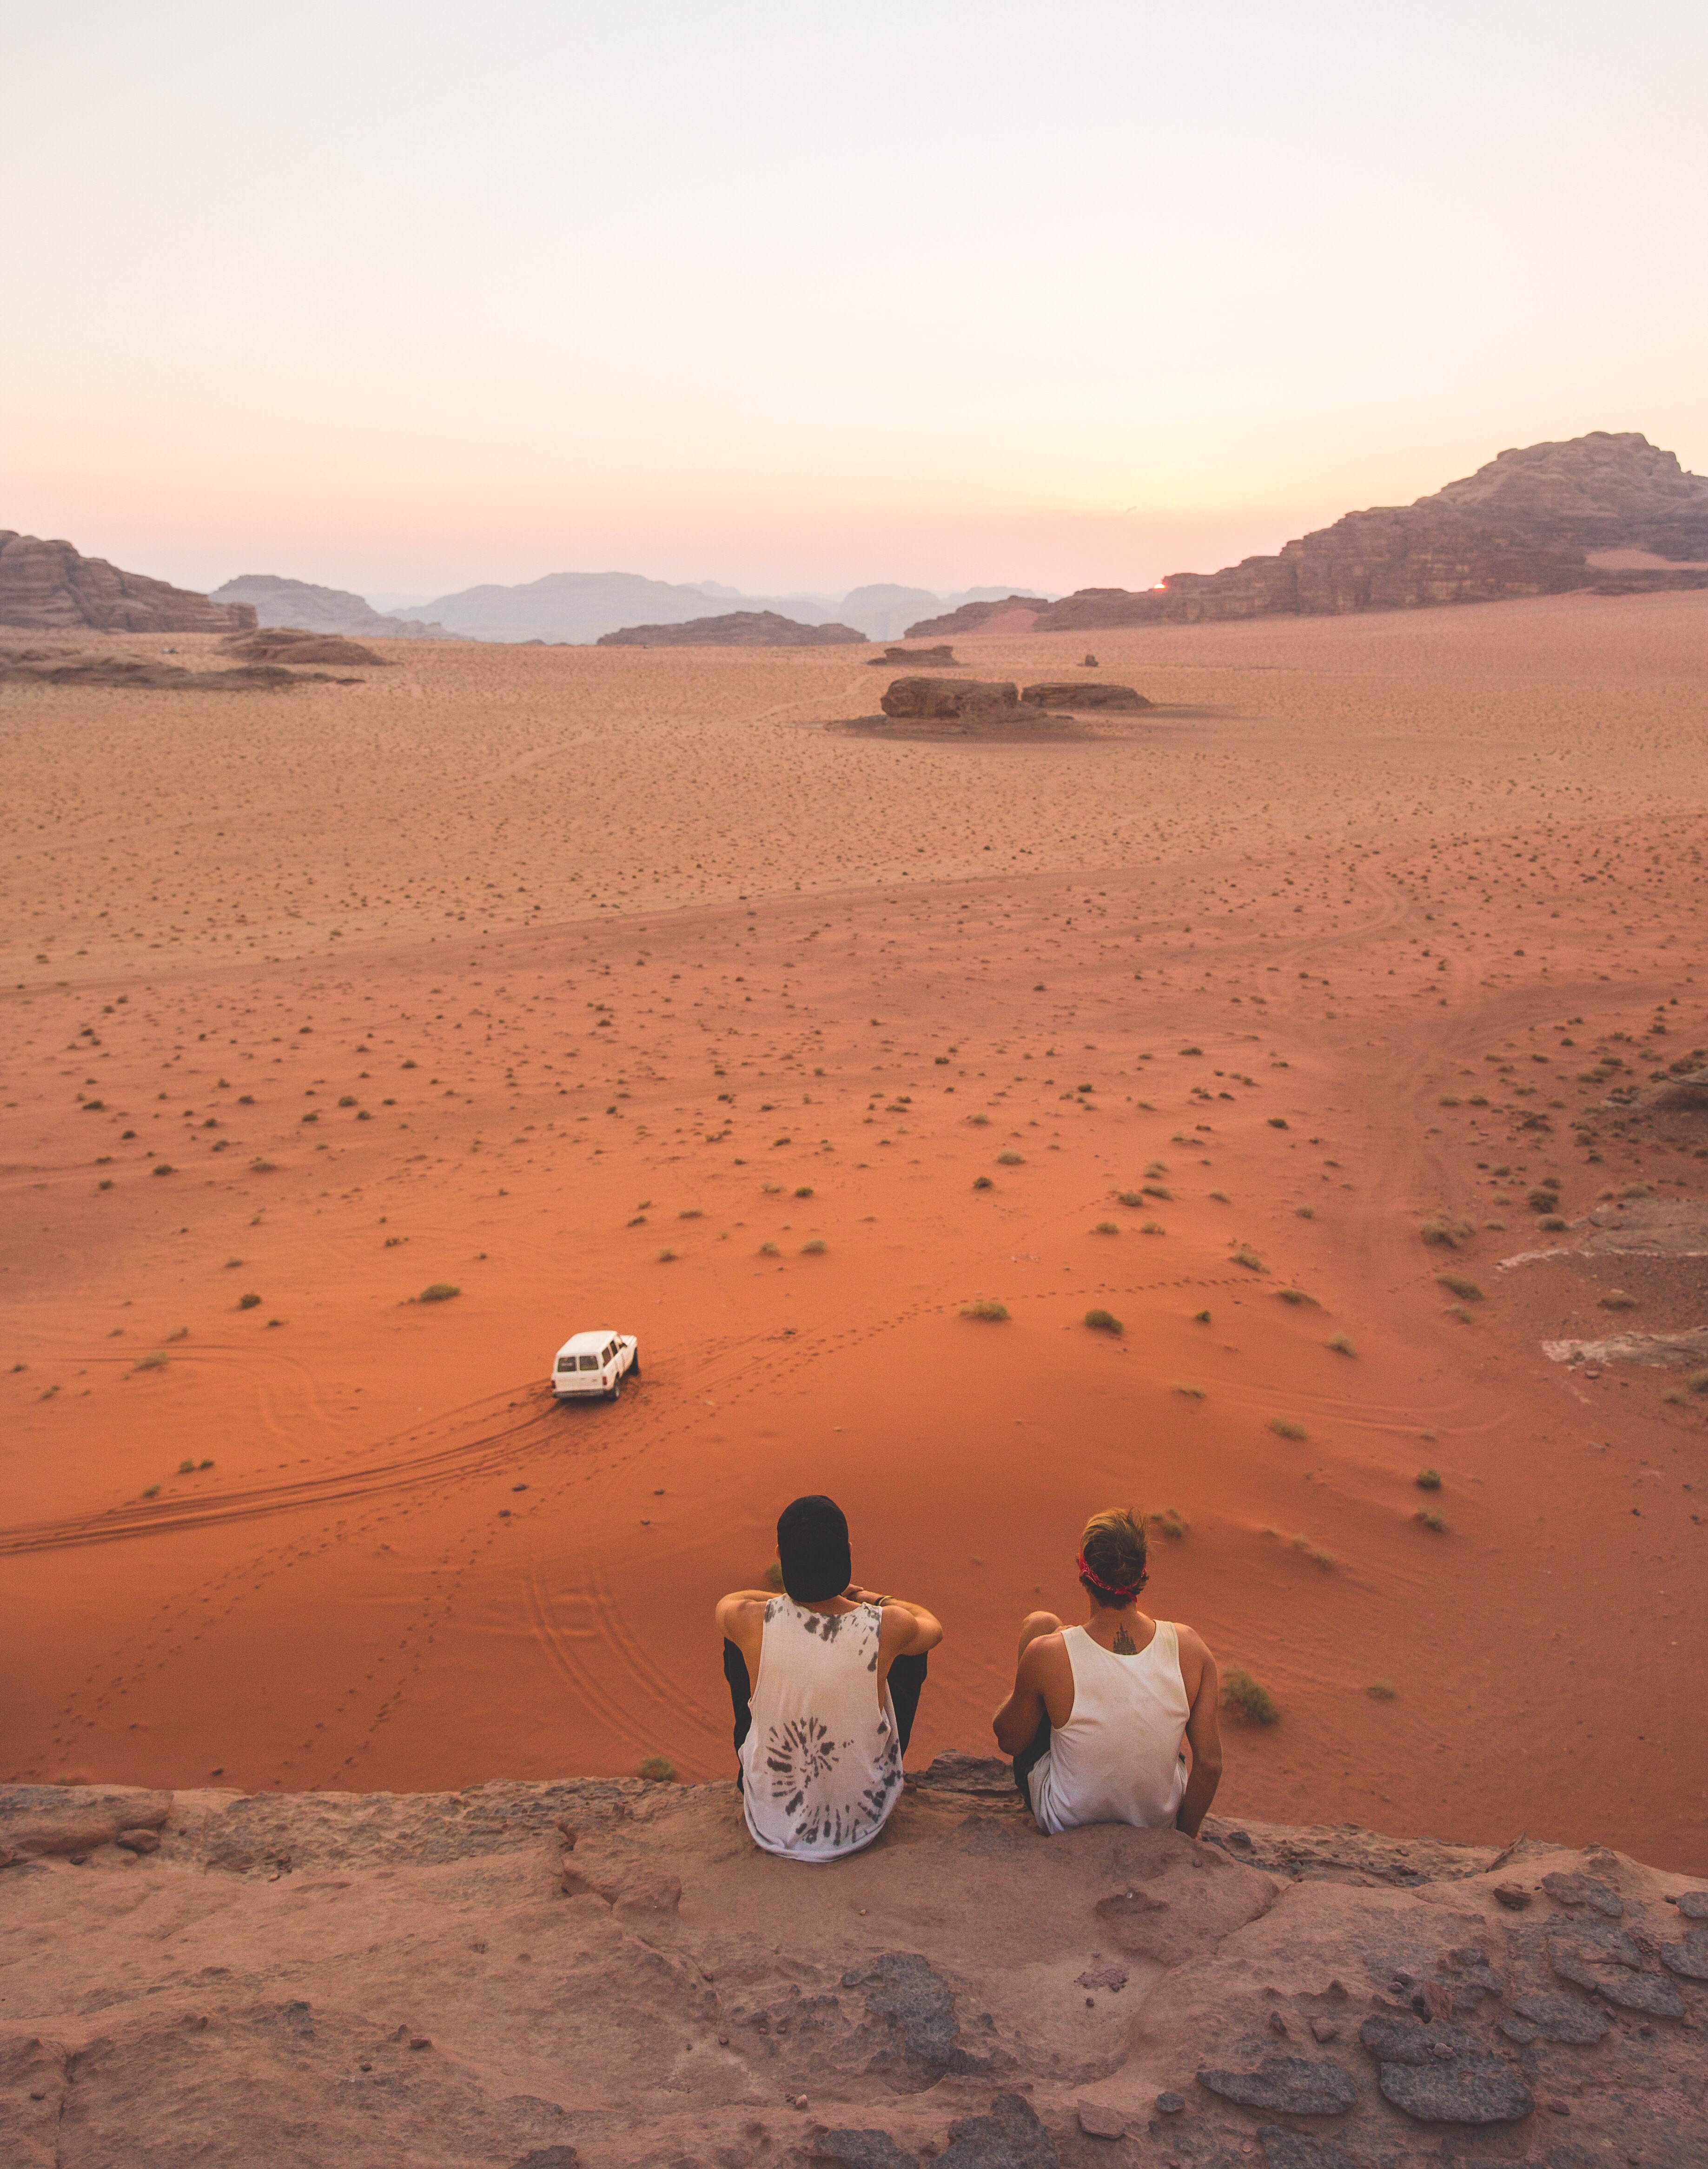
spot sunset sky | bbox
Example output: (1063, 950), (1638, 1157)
(6, 0), (1704, 602)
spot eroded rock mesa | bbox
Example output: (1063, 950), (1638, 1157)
(0, 533), (254, 635)
(1035, 431), (1708, 631)
(595, 611), (865, 648)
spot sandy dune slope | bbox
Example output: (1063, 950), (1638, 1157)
(1, 595), (1704, 1870)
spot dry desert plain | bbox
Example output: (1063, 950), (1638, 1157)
(2, 594), (1706, 1872)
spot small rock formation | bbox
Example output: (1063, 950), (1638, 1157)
(1, 1769), (1702, 2168)
(902, 595), (1048, 638)
(0, 533), (255, 635)
(209, 574), (455, 640)
(0, 649), (357, 691)
(220, 628), (391, 668)
(1020, 682), (1152, 711)
(867, 644), (959, 667)
(595, 610), (865, 648)
(1034, 432), (1708, 631)
(879, 677), (1039, 723)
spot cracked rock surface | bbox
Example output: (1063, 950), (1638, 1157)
(1, 1766), (1704, 2167)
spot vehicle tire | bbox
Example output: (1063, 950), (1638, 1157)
(629, 1353), (641, 1380)
(608, 1377), (621, 1402)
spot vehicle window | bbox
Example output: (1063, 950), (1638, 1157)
(556, 1357), (573, 1373)
(605, 1342), (617, 1362)
(578, 1354), (598, 1372)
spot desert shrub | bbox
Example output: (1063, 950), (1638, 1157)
(152, 1163), (175, 1177)
(657, 1249), (677, 1263)
(1436, 1274), (1483, 1301)
(679, 1208), (703, 1220)
(1367, 1680), (1397, 1701)
(1438, 1095), (1460, 1108)
(1143, 1183), (1172, 1201)
(1093, 1221), (1119, 1235)
(1621, 1183), (1651, 1200)
(238, 1292), (261, 1310)
(1443, 1303), (1472, 1323)
(1419, 1217), (1472, 1247)
(1210, 1190), (1230, 1202)
(1268, 1117), (1289, 1130)
(1327, 1334), (1356, 1356)
(1175, 1383), (1206, 1399)
(1144, 1160), (1169, 1177)
(133, 1352), (167, 1372)
(418, 1283), (460, 1302)
(1415, 1509), (1447, 1532)
(1270, 1417), (1307, 1441)
(1688, 1369), (1708, 1395)
(997, 1151), (1024, 1165)
(972, 1175), (993, 1190)
(1223, 1670), (1278, 1724)
(1539, 1215), (1567, 1231)
(178, 1458), (195, 1475)
(1277, 1287), (1314, 1306)
(1115, 1188), (1143, 1205)
(1416, 1468), (1442, 1489)
(1193, 1309), (1211, 1323)
(1599, 1289), (1637, 1310)
(1526, 1188), (1556, 1212)
(1142, 1220), (1166, 1235)
(338, 1094), (357, 1108)
(961, 1299), (1009, 1322)
(199, 1459), (213, 1470)
(1149, 1509), (1187, 1540)
(142, 1485), (160, 1499)
(1178, 1046), (1202, 1058)
(638, 1755), (677, 1783)
(1231, 1248), (1264, 1272)
(801, 1239), (827, 1255)
(759, 1241), (780, 1256)
(794, 1186), (814, 1198)
(1085, 1309), (1123, 1335)
(1296, 1204), (1314, 1219)
(967, 1113), (990, 1126)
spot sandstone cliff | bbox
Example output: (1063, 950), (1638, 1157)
(1036, 432), (1708, 632)
(596, 611), (866, 648)
(1, 1764), (1703, 2169)
(0, 534), (254, 635)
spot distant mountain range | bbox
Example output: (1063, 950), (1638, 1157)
(208, 575), (455, 640)
(382, 575), (1046, 646)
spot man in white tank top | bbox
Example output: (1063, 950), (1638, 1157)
(716, 1495), (943, 1861)
(992, 1507), (1222, 1837)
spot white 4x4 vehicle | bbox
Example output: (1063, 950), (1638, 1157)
(552, 1329), (640, 1402)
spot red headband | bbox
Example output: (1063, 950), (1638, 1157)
(1077, 1550), (1147, 1597)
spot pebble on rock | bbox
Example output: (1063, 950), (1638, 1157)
(1077, 2102), (1125, 2139)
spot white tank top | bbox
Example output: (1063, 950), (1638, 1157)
(1027, 1620), (1190, 1836)
(739, 1597), (904, 1860)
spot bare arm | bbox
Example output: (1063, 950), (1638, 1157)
(992, 1638), (1053, 1757)
(870, 1592), (943, 1659)
(1174, 1628), (1223, 1838)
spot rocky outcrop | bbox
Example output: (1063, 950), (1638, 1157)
(879, 677), (1039, 722)
(209, 575), (454, 640)
(220, 627), (391, 668)
(903, 596), (1047, 638)
(596, 611), (866, 648)
(1021, 683), (1152, 711)
(0, 533), (255, 635)
(1036, 432), (1708, 631)
(868, 645), (959, 667)
(0, 649), (363, 691)
(1, 1766), (1703, 2169)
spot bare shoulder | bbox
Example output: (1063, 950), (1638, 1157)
(715, 1590), (772, 1631)
(1173, 1621), (1216, 1679)
(1019, 1627), (1069, 1679)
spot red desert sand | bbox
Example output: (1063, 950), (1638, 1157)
(2, 594), (1705, 1871)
